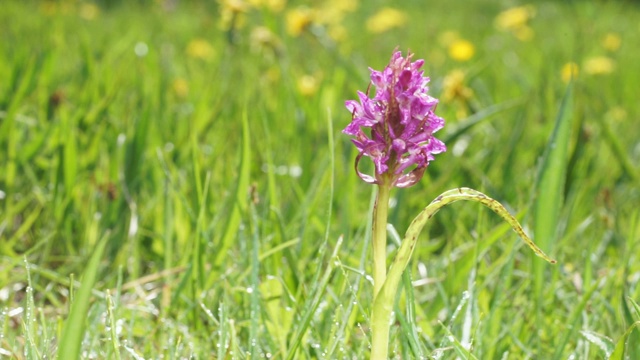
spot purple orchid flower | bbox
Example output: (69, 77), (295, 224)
(344, 50), (446, 188)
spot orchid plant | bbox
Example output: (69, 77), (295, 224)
(343, 50), (556, 359)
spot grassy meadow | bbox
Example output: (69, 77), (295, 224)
(1, 0), (640, 358)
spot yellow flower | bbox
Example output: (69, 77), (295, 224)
(366, 8), (407, 34)
(312, 0), (357, 43)
(218, 0), (250, 30)
(327, 0), (358, 12)
(442, 70), (474, 103)
(584, 56), (615, 75)
(442, 70), (474, 119)
(448, 39), (475, 62)
(602, 33), (621, 52)
(264, 0), (286, 12)
(247, 0), (286, 13)
(220, 0), (250, 13)
(319, 0), (358, 22)
(297, 74), (320, 97)
(286, 7), (315, 36)
(172, 78), (189, 98)
(79, 3), (99, 20)
(495, 5), (536, 32)
(560, 62), (579, 83)
(186, 39), (215, 61)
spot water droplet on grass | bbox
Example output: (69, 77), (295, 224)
(289, 165), (302, 178)
(134, 42), (149, 57)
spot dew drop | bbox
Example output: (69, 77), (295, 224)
(134, 42), (149, 57)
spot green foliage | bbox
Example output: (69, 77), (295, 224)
(0, 0), (639, 358)
(58, 234), (108, 359)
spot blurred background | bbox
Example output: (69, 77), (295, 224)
(1, 0), (639, 358)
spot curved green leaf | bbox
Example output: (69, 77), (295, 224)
(371, 188), (556, 354)
(609, 321), (640, 360)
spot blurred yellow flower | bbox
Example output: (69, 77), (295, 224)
(366, 8), (407, 34)
(266, 0), (286, 12)
(297, 74), (319, 97)
(219, 0), (250, 30)
(560, 62), (579, 83)
(247, 0), (285, 12)
(186, 39), (215, 61)
(319, 0), (358, 22)
(79, 3), (99, 20)
(448, 39), (475, 62)
(584, 56), (615, 75)
(172, 78), (189, 98)
(495, 5), (536, 31)
(495, 5), (535, 41)
(220, 0), (250, 13)
(286, 7), (315, 36)
(443, 70), (474, 103)
(602, 33), (621, 52)
(331, 0), (358, 12)
(311, 0), (358, 44)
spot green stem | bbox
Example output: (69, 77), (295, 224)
(371, 184), (391, 360)
(371, 293), (392, 360)
(372, 184), (390, 299)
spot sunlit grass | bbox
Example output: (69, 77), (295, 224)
(0, 0), (639, 358)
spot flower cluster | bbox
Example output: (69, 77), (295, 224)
(343, 50), (446, 188)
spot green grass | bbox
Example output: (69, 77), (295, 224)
(1, 0), (639, 358)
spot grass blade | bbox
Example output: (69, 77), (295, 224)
(388, 224), (425, 358)
(217, 299), (228, 360)
(629, 297), (640, 320)
(249, 199), (261, 360)
(442, 99), (521, 144)
(551, 277), (601, 359)
(439, 322), (479, 360)
(597, 111), (640, 182)
(580, 330), (613, 358)
(532, 83), (573, 289)
(212, 108), (251, 268)
(57, 233), (109, 359)
(285, 237), (343, 360)
(609, 321), (640, 360)
(105, 290), (122, 360)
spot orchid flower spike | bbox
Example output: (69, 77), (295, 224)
(343, 50), (446, 188)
